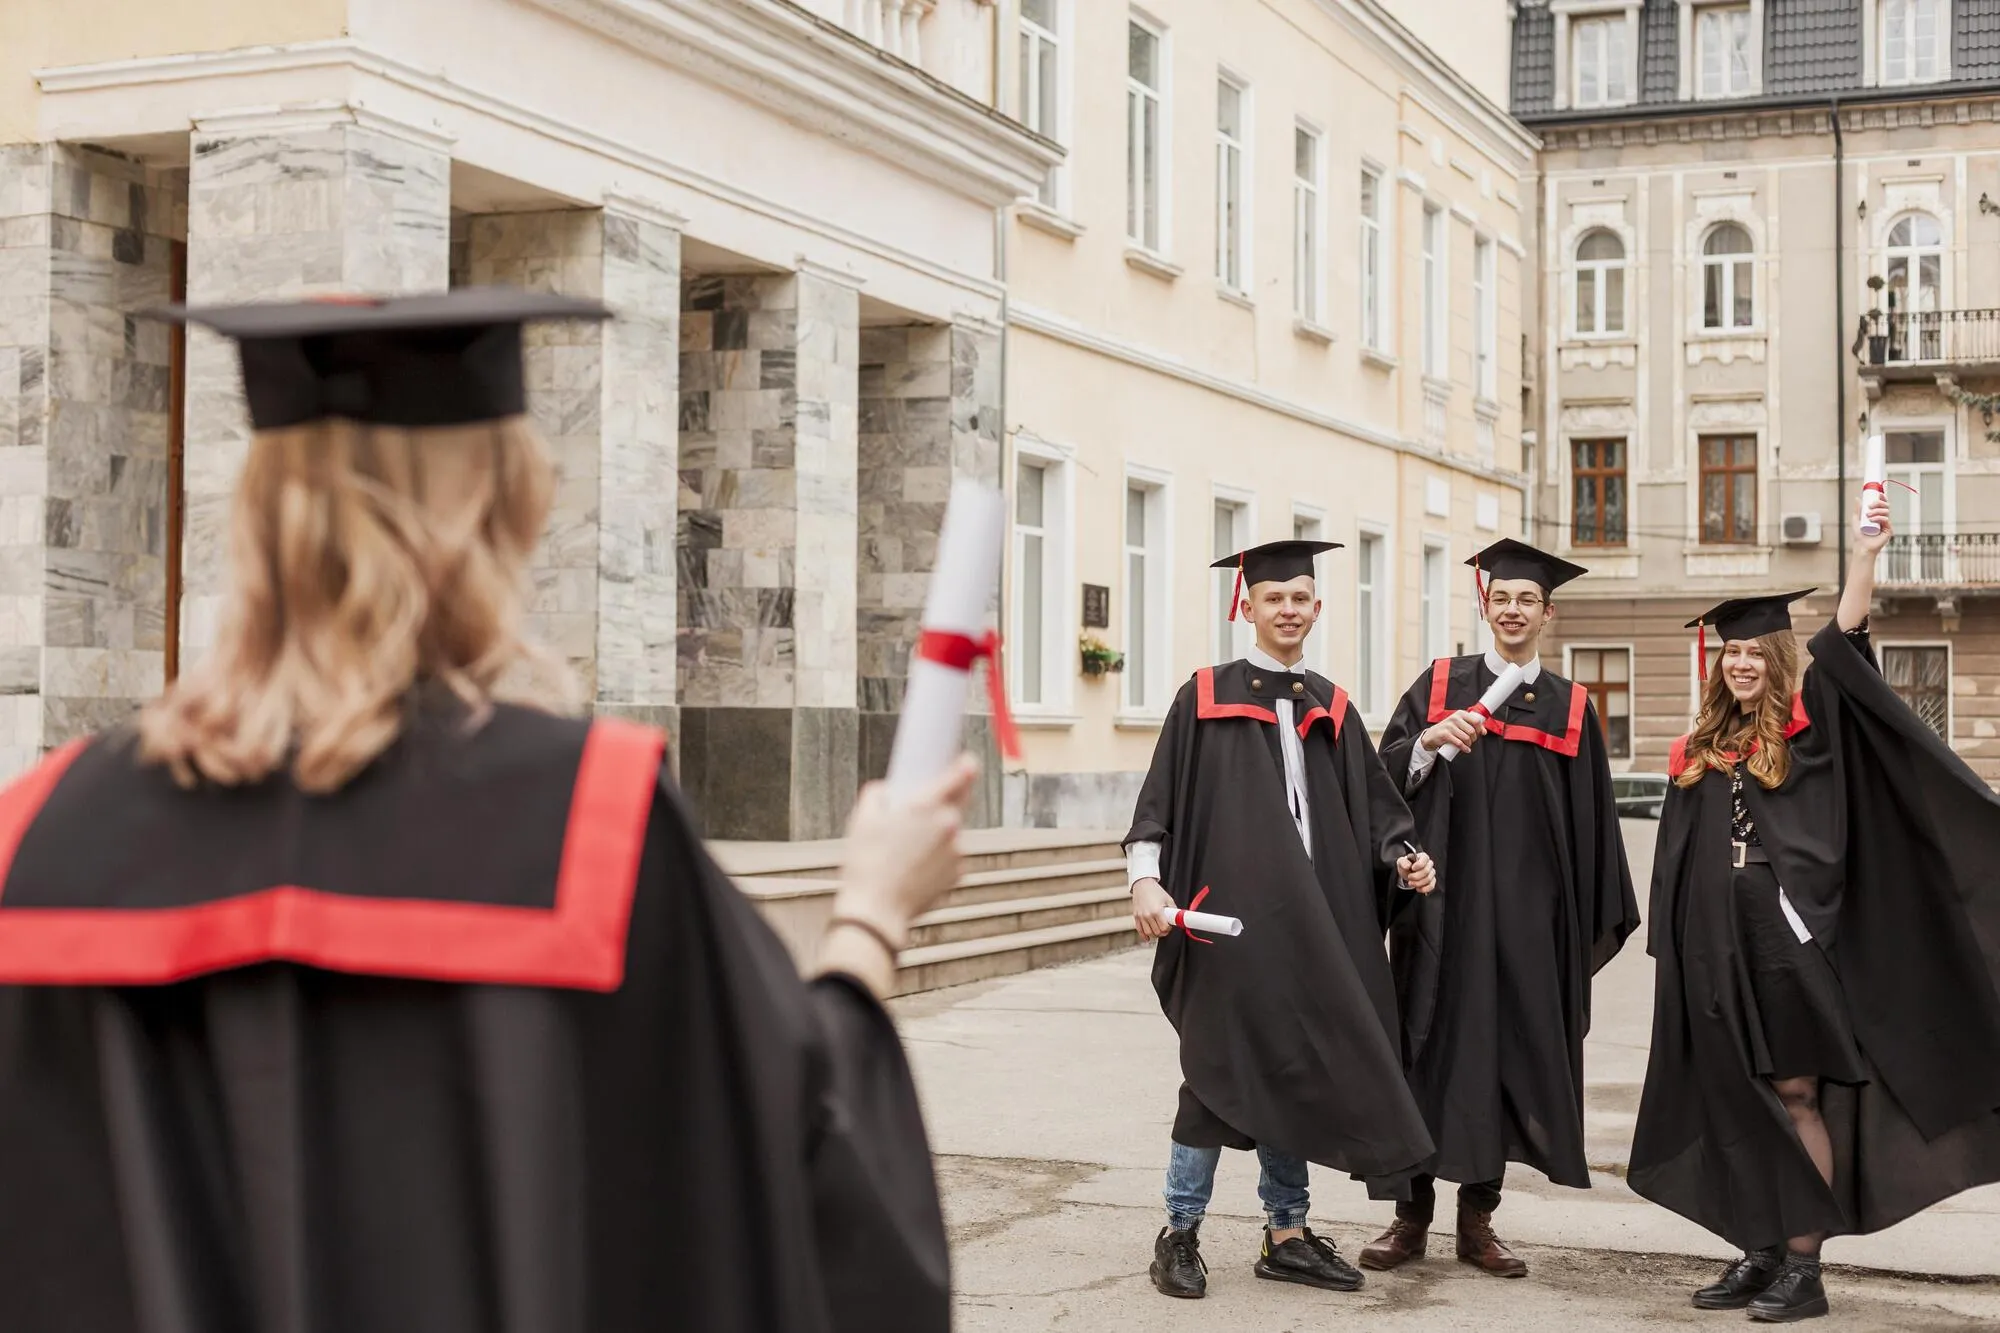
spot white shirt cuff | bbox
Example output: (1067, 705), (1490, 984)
(1407, 737), (1440, 786)
(1126, 839), (1163, 891)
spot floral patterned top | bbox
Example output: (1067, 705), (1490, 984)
(1730, 760), (1759, 846)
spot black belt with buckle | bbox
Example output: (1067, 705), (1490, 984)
(1731, 840), (1770, 867)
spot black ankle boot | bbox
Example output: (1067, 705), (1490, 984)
(1150, 1224), (1207, 1298)
(1747, 1254), (1829, 1323)
(1691, 1246), (1784, 1309)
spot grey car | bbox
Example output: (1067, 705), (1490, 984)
(1613, 773), (1670, 820)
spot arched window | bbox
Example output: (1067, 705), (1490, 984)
(1701, 224), (1754, 330)
(1574, 229), (1626, 336)
(1885, 212), (1944, 359)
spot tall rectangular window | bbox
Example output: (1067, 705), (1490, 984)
(1883, 645), (1949, 741)
(1359, 167), (1385, 350)
(1212, 497), (1249, 662)
(1699, 434), (1758, 544)
(1013, 461), (1048, 706)
(1573, 14), (1630, 108)
(1124, 479), (1168, 713)
(1126, 17), (1165, 251)
(1292, 124), (1322, 322)
(1293, 510), (1326, 672)
(1421, 541), (1448, 663)
(1570, 647), (1632, 758)
(1697, 5), (1753, 98)
(1215, 76), (1246, 290)
(1571, 438), (1628, 546)
(1019, 0), (1064, 209)
(1474, 236), (1497, 399)
(1355, 530), (1385, 713)
(1882, 0), (1944, 85)
(1422, 204), (1445, 376)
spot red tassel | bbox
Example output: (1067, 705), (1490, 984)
(1698, 622), (1708, 681)
(1227, 554), (1244, 622)
(1472, 557), (1486, 606)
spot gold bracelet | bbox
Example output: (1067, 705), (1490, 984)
(827, 915), (904, 957)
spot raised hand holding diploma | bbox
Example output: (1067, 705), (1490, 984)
(1860, 433), (1887, 537)
(1437, 661), (1528, 761)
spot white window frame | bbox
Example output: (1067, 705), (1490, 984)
(1563, 642), (1637, 761)
(1214, 70), (1250, 294)
(1420, 536), (1450, 665)
(1291, 503), (1329, 676)
(1354, 522), (1392, 719)
(1359, 163), (1387, 352)
(1121, 464), (1175, 721)
(1700, 222), (1756, 332)
(1567, 9), (1636, 109)
(1292, 120), (1325, 326)
(1871, 417), (1957, 583)
(1010, 437), (1075, 718)
(1126, 11), (1170, 255)
(1573, 227), (1628, 338)
(1018, 0), (1072, 215)
(1422, 203), (1449, 377)
(1474, 234), (1498, 401)
(1684, 1), (1762, 100)
(1872, 0), (1951, 87)
(1882, 210), (1946, 317)
(1879, 640), (1955, 745)
(1210, 486), (1255, 664)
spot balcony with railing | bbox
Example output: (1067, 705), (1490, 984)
(1856, 308), (2000, 383)
(1875, 533), (2000, 591)
(794, 0), (938, 63)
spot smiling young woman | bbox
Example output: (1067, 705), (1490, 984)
(1675, 626), (1804, 792)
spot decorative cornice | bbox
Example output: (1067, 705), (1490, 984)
(1007, 302), (1529, 491)
(1528, 86), (2000, 153)
(189, 99), (458, 154)
(602, 190), (690, 231)
(519, 0), (1060, 206)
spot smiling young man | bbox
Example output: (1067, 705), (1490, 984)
(1124, 539), (1438, 1303)
(1361, 538), (1639, 1280)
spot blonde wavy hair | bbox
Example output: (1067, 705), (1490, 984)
(139, 414), (569, 792)
(1674, 629), (1801, 790)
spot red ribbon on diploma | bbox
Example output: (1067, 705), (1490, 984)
(1169, 885), (1216, 944)
(916, 628), (1022, 760)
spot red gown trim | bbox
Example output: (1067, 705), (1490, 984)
(1295, 686), (1349, 741)
(0, 718), (665, 992)
(1424, 658), (1588, 758)
(1195, 667), (1279, 724)
(1666, 692), (1813, 778)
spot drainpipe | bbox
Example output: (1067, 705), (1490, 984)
(1833, 97), (1849, 580)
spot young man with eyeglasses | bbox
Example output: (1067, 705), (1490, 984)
(1359, 539), (1640, 1280)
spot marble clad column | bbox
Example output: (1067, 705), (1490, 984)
(464, 203), (681, 733)
(856, 320), (1002, 826)
(0, 144), (183, 776)
(179, 116), (450, 663)
(677, 268), (861, 840)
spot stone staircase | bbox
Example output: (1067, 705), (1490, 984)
(712, 829), (1138, 996)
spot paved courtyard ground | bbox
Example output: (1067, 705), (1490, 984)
(893, 820), (2000, 1330)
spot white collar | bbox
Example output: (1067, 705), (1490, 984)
(1246, 643), (1307, 674)
(1485, 648), (1542, 684)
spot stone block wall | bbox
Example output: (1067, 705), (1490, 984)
(0, 144), (184, 770)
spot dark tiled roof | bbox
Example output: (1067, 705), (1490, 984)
(1640, 0), (1680, 104)
(1512, 1), (1556, 115)
(1962, 0), (2000, 80)
(1767, 0), (1863, 95)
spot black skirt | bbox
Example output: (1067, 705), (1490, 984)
(1731, 861), (1868, 1084)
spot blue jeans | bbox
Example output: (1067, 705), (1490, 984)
(1163, 1140), (1311, 1232)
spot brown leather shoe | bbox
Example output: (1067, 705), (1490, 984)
(1456, 1205), (1527, 1278)
(1358, 1218), (1428, 1271)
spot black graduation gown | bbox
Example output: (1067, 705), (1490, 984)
(0, 704), (949, 1333)
(1124, 661), (1435, 1181)
(1375, 657), (1639, 1192)
(1630, 620), (2000, 1252)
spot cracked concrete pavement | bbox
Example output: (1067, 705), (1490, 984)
(891, 820), (2000, 1330)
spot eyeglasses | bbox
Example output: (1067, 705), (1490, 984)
(1484, 594), (1546, 610)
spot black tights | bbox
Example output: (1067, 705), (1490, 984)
(1771, 1076), (1830, 1258)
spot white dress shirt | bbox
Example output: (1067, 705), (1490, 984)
(1127, 645), (1313, 890)
(1407, 650), (1542, 788)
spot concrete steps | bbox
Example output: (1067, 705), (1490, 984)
(722, 829), (1141, 994)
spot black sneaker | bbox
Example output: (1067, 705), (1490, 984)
(1150, 1225), (1207, 1299)
(1691, 1247), (1785, 1309)
(1253, 1227), (1365, 1292)
(1747, 1254), (1829, 1323)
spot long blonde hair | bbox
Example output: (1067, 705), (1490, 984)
(1675, 629), (1801, 790)
(139, 415), (566, 792)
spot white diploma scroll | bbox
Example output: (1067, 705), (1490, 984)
(1438, 661), (1528, 762)
(1860, 434), (1887, 537)
(1157, 907), (1246, 937)
(883, 480), (1009, 799)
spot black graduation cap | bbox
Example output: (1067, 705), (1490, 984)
(1210, 539), (1342, 621)
(1685, 589), (1816, 678)
(144, 286), (613, 431)
(1467, 537), (1588, 597)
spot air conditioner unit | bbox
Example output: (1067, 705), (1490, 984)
(1781, 512), (1823, 545)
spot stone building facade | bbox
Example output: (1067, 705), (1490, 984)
(1512, 0), (2000, 783)
(0, 0), (1057, 838)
